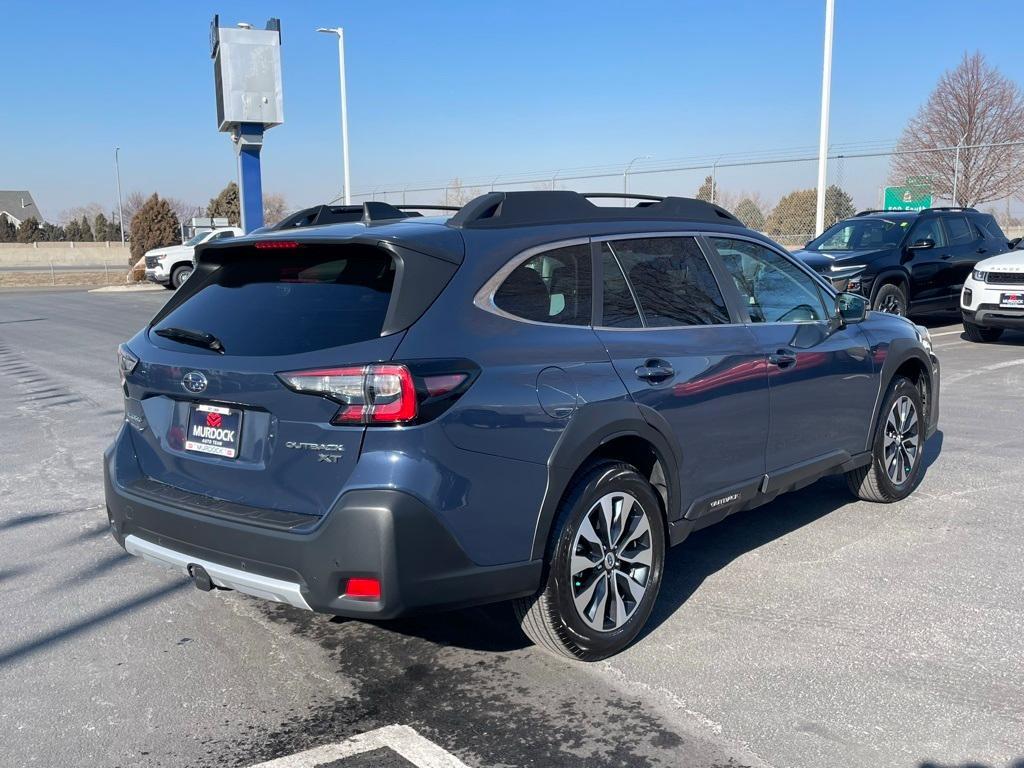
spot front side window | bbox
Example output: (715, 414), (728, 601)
(493, 244), (592, 325)
(710, 238), (826, 324)
(909, 218), (946, 247)
(810, 218), (909, 251)
(601, 237), (729, 327)
(943, 216), (974, 245)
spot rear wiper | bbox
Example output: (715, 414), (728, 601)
(154, 326), (225, 353)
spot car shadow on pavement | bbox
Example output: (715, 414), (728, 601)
(639, 429), (944, 642)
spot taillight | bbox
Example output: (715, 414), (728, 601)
(117, 343), (139, 391)
(278, 359), (479, 426)
(278, 364), (417, 424)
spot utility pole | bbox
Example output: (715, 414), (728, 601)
(114, 147), (126, 245)
(318, 27), (352, 205)
(814, 0), (835, 237)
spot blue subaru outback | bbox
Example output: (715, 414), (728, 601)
(105, 191), (940, 660)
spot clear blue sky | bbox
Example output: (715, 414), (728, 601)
(3, 1), (1023, 220)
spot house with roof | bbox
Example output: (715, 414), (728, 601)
(0, 191), (43, 226)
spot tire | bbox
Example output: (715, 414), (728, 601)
(846, 376), (925, 502)
(513, 461), (666, 661)
(963, 322), (1003, 343)
(873, 282), (908, 316)
(170, 265), (193, 290)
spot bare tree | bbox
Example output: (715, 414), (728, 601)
(121, 191), (149, 228)
(165, 197), (202, 227)
(444, 178), (485, 206)
(263, 193), (288, 226)
(59, 202), (104, 225)
(891, 52), (1024, 206)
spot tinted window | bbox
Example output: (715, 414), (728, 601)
(602, 237), (729, 327)
(600, 248), (643, 327)
(909, 218), (946, 247)
(152, 246), (395, 356)
(494, 244), (592, 325)
(811, 218), (909, 251)
(710, 238), (826, 323)
(974, 214), (1006, 241)
(944, 216), (974, 245)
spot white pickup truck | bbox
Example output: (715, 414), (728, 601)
(143, 227), (244, 289)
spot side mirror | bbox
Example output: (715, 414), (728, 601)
(836, 292), (868, 324)
(908, 238), (935, 250)
(1009, 237), (1022, 249)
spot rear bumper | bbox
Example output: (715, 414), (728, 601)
(962, 306), (1024, 330)
(104, 428), (542, 619)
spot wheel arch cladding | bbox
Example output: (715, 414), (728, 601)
(871, 268), (910, 300)
(869, 343), (934, 451)
(530, 400), (681, 561)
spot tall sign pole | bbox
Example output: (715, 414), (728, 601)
(211, 16), (284, 233)
(814, 0), (835, 237)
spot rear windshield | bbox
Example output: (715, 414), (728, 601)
(151, 246), (395, 356)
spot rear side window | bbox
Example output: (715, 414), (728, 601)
(602, 237), (729, 327)
(974, 214), (1007, 241)
(152, 246), (395, 356)
(493, 244), (592, 325)
(944, 216), (975, 245)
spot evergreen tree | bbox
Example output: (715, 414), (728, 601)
(16, 216), (43, 243)
(206, 182), (241, 227)
(41, 222), (66, 241)
(65, 219), (82, 241)
(78, 215), (94, 242)
(0, 215), (16, 242)
(94, 213), (109, 242)
(695, 175), (714, 202)
(733, 198), (766, 231)
(129, 193), (181, 264)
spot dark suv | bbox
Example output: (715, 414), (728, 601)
(794, 207), (1010, 317)
(106, 192), (940, 660)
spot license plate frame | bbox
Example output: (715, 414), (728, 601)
(1000, 292), (1024, 308)
(185, 403), (243, 459)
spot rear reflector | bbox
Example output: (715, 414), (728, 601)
(254, 240), (301, 249)
(344, 577), (381, 600)
(424, 373), (468, 397)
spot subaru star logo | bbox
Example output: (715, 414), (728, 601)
(182, 371), (208, 394)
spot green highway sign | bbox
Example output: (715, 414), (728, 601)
(883, 185), (932, 211)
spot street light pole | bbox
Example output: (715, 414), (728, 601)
(952, 132), (968, 206)
(814, 0), (835, 236)
(114, 147), (126, 245)
(623, 155), (652, 204)
(317, 27), (352, 205)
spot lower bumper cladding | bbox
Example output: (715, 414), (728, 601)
(124, 534), (312, 610)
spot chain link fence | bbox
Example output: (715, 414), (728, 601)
(343, 141), (1024, 248)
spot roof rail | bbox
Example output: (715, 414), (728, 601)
(921, 206), (977, 214)
(854, 209), (896, 217)
(448, 191), (741, 229)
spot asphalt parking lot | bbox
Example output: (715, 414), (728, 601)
(1, 288), (1022, 768)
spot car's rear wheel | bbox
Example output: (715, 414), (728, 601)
(514, 462), (665, 661)
(846, 376), (925, 502)
(963, 322), (1003, 343)
(170, 265), (193, 289)
(874, 282), (908, 316)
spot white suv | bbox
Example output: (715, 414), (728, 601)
(961, 245), (1024, 342)
(144, 227), (244, 289)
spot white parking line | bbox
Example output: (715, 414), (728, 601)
(248, 724), (471, 768)
(930, 330), (963, 337)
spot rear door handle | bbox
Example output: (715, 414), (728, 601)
(768, 350), (797, 368)
(977, 248), (988, 254)
(941, 254), (952, 260)
(635, 360), (675, 382)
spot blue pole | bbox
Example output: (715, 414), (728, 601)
(237, 122), (265, 232)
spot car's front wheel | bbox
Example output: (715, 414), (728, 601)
(874, 282), (908, 316)
(846, 376), (925, 502)
(170, 265), (193, 289)
(514, 462), (665, 661)
(963, 322), (1003, 343)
